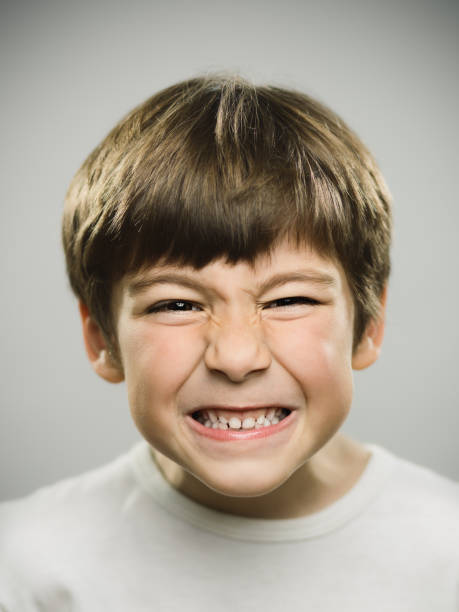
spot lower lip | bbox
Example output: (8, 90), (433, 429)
(184, 410), (296, 441)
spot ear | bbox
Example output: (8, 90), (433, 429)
(352, 287), (387, 371)
(79, 302), (124, 383)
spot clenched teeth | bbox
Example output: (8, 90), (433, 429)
(193, 408), (289, 430)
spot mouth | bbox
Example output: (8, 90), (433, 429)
(191, 406), (291, 430)
(185, 405), (295, 441)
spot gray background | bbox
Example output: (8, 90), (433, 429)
(1, 0), (458, 501)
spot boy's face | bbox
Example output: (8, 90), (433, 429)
(87, 240), (382, 499)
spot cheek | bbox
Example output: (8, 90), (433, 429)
(119, 325), (203, 408)
(268, 315), (354, 401)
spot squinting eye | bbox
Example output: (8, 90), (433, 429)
(264, 296), (319, 309)
(147, 300), (201, 313)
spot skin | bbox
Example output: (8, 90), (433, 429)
(81, 240), (386, 519)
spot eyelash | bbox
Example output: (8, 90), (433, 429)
(262, 296), (319, 309)
(146, 296), (319, 314)
(147, 300), (201, 313)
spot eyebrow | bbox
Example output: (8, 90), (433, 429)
(127, 270), (337, 297)
(128, 273), (213, 297)
(258, 271), (337, 294)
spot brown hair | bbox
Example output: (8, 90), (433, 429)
(63, 74), (391, 352)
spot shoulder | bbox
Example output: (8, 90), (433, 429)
(384, 448), (459, 511)
(0, 447), (137, 600)
(366, 445), (459, 554)
(1, 446), (135, 525)
(0, 445), (137, 537)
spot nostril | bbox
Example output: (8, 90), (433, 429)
(203, 326), (271, 381)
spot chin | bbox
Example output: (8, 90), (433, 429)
(197, 466), (291, 499)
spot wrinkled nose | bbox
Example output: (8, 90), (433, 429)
(204, 318), (272, 382)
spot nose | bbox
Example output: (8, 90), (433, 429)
(204, 316), (272, 382)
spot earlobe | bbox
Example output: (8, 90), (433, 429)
(79, 302), (124, 383)
(352, 287), (387, 371)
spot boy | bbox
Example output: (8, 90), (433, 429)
(1, 75), (457, 610)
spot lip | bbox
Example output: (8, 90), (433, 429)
(187, 404), (295, 417)
(184, 408), (297, 441)
(188, 403), (290, 411)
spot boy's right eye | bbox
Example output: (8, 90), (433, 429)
(146, 300), (202, 314)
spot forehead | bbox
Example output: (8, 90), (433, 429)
(119, 240), (350, 300)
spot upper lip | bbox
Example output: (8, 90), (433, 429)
(187, 404), (295, 414)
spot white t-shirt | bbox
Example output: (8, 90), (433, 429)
(1, 441), (458, 611)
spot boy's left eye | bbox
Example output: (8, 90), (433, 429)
(263, 296), (319, 309)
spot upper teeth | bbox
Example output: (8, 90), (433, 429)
(198, 408), (286, 430)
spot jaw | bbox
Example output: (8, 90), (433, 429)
(152, 431), (370, 518)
